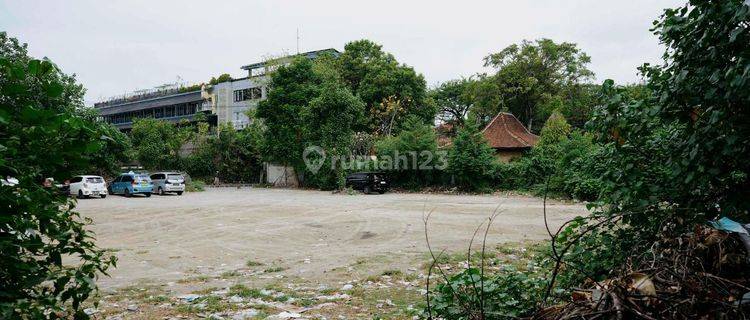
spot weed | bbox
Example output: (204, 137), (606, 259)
(229, 284), (264, 298)
(263, 266), (287, 273)
(246, 259), (264, 267)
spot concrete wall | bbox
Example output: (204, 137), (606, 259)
(495, 150), (525, 163)
(265, 164), (298, 187)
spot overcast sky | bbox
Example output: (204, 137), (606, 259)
(1, 0), (684, 105)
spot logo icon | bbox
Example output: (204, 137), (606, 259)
(303, 146), (326, 174)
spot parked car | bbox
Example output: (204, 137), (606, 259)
(150, 172), (185, 195)
(69, 175), (107, 198)
(109, 172), (153, 197)
(345, 172), (389, 194)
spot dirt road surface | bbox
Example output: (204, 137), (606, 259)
(76, 188), (587, 291)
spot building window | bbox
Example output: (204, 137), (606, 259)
(234, 89), (246, 102)
(234, 88), (263, 102)
(250, 87), (262, 99)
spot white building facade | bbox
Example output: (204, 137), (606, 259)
(203, 77), (268, 130)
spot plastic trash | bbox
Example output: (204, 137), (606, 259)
(709, 217), (749, 234)
(178, 294), (202, 302)
(710, 217), (750, 261)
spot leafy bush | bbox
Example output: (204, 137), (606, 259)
(1, 33), (117, 319)
(375, 116), (440, 189)
(544, 0), (750, 312)
(130, 117), (188, 170)
(428, 258), (550, 319)
(492, 112), (602, 200)
(447, 120), (496, 191)
(211, 124), (263, 183)
(185, 179), (206, 192)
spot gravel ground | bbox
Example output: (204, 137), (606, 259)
(75, 187), (586, 291)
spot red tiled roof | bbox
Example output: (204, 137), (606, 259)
(482, 112), (539, 150)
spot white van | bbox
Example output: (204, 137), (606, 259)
(69, 175), (108, 198)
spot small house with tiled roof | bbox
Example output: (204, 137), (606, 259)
(482, 112), (539, 162)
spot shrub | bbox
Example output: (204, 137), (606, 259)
(1, 33), (117, 318)
(375, 116), (440, 189)
(186, 179), (206, 192)
(492, 113), (602, 200)
(447, 120), (496, 191)
(428, 263), (549, 319)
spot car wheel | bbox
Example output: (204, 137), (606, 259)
(378, 190), (385, 194)
(78, 190), (85, 199)
(158, 187), (164, 196)
(100, 194), (107, 199)
(363, 186), (371, 194)
(177, 191), (183, 196)
(145, 192), (151, 197)
(124, 189), (131, 197)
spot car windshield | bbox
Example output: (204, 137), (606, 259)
(167, 174), (183, 181)
(86, 177), (104, 183)
(135, 175), (151, 182)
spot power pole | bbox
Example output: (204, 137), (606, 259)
(296, 28), (300, 54)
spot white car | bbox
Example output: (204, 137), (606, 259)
(69, 175), (108, 198)
(150, 172), (185, 195)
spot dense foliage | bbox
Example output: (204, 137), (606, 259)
(470, 39), (594, 131)
(430, 79), (474, 131)
(257, 58), (323, 175)
(375, 116), (441, 189)
(336, 40), (433, 134)
(428, 1), (750, 318)
(569, 0), (750, 277)
(130, 118), (188, 171)
(129, 119), (262, 183)
(0, 33), (117, 319)
(446, 121), (495, 191)
(302, 81), (365, 189)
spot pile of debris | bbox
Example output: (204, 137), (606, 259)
(540, 221), (750, 319)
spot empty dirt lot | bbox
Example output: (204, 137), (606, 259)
(76, 188), (587, 291)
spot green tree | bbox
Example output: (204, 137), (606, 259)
(212, 124), (263, 183)
(563, 0), (750, 286)
(1, 33), (117, 319)
(477, 39), (594, 131)
(376, 116), (440, 189)
(447, 120), (496, 191)
(208, 73), (233, 85)
(302, 81), (365, 189)
(337, 40), (432, 134)
(256, 57), (323, 176)
(130, 118), (188, 170)
(430, 78), (475, 130)
(537, 111), (571, 147)
(591, 0), (750, 229)
(74, 107), (133, 176)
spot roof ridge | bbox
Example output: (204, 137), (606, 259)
(481, 113), (502, 133)
(500, 114), (529, 147)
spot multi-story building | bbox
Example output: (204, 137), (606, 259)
(95, 86), (211, 131)
(96, 48), (340, 132)
(201, 48), (340, 130)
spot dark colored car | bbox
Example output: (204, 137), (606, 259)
(345, 172), (388, 194)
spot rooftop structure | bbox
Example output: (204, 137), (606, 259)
(95, 48), (340, 131)
(482, 112), (539, 150)
(240, 48), (340, 77)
